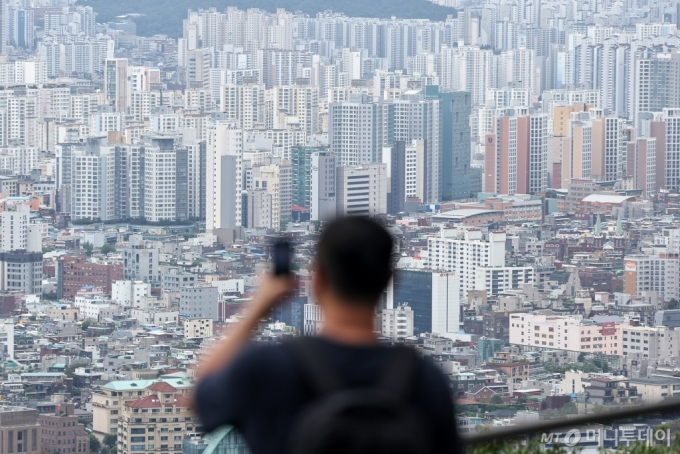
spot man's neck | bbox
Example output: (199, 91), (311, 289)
(319, 297), (378, 346)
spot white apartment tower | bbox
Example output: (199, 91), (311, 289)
(329, 97), (390, 166)
(207, 122), (243, 230)
(70, 140), (116, 222)
(426, 228), (507, 296)
(144, 149), (176, 222)
(1, 204), (40, 253)
(220, 84), (265, 130)
(272, 86), (320, 136)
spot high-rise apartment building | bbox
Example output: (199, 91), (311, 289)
(624, 226), (680, 303)
(388, 270), (461, 337)
(70, 138), (116, 222)
(104, 58), (129, 113)
(329, 95), (392, 166)
(591, 114), (624, 181)
(252, 162), (292, 229)
(220, 84), (264, 130)
(310, 151), (336, 222)
(243, 189), (272, 229)
(433, 88), (474, 201)
(336, 164), (387, 217)
(143, 148), (176, 223)
(425, 228), (507, 296)
(633, 51), (680, 121)
(291, 146), (327, 210)
(383, 141), (406, 215)
(560, 111), (594, 187)
(272, 86), (320, 135)
(207, 122), (243, 230)
(484, 110), (548, 194)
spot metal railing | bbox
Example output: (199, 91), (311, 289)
(462, 396), (680, 444)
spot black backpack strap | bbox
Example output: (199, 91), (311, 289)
(286, 337), (345, 396)
(287, 338), (420, 399)
(378, 346), (420, 399)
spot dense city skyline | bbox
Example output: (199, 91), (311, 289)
(0, 0), (678, 452)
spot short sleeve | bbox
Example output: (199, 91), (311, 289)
(194, 346), (254, 433)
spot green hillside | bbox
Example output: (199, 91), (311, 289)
(77, 0), (456, 38)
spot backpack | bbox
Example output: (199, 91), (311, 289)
(285, 337), (433, 454)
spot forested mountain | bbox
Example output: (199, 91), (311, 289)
(78, 0), (456, 38)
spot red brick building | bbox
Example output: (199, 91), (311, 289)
(57, 255), (123, 300)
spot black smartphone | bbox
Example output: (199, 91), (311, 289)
(273, 241), (292, 275)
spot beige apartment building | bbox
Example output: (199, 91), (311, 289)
(117, 382), (199, 454)
(183, 319), (213, 339)
(92, 379), (193, 436)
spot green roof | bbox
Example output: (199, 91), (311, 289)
(51, 364), (66, 369)
(103, 378), (192, 391)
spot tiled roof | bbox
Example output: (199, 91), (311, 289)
(126, 395), (161, 408)
(147, 381), (177, 392)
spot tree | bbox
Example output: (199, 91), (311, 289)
(103, 434), (117, 449)
(43, 291), (58, 301)
(669, 299), (679, 310)
(578, 352), (587, 362)
(489, 394), (504, 405)
(28, 313), (36, 321)
(82, 242), (94, 256)
(108, 447), (117, 454)
(560, 402), (578, 415)
(64, 364), (78, 378)
(591, 405), (608, 414)
(89, 434), (101, 453)
(81, 320), (92, 331)
(101, 243), (116, 254)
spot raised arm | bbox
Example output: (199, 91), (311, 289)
(197, 274), (295, 379)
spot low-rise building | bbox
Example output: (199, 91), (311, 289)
(92, 378), (194, 436)
(0, 406), (41, 454)
(629, 376), (680, 404)
(38, 403), (90, 454)
(184, 318), (213, 339)
(509, 313), (622, 355)
(620, 325), (680, 362)
(117, 382), (198, 454)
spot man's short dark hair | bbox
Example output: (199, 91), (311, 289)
(316, 216), (393, 306)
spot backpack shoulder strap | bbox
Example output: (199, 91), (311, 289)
(285, 337), (345, 397)
(378, 346), (420, 399)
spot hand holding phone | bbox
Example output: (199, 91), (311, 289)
(273, 241), (292, 276)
